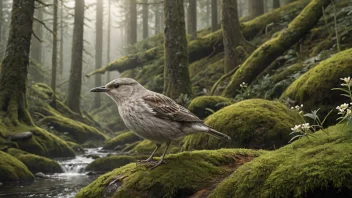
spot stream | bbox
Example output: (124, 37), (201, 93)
(0, 148), (112, 198)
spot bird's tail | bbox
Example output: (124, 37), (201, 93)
(205, 127), (231, 142)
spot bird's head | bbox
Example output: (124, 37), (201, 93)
(90, 78), (144, 104)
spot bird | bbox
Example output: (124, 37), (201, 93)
(90, 78), (231, 169)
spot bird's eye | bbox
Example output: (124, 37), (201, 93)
(113, 83), (120, 88)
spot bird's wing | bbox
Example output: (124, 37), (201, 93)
(142, 93), (202, 122)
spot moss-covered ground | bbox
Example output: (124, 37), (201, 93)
(76, 149), (263, 198)
(209, 124), (352, 198)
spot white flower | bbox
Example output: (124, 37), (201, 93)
(240, 82), (247, 88)
(340, 77), (352, 87)
(301, 123), (310, 130)
(291, 125), (301, 133)
(346, 109), (352, 117)
(336, 103), (349, 112)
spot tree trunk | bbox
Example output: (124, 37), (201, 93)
(222, 0), (248, 73)
(222, 0), (331, 97)
(187, 0), (197, 40)
(31, 7), (43, 63)
(51, 0), (58, 107)
(67, 0), (85, 113)
(0, 1), (3, 44)
(0, 0), (35, 126)
(163, 0), (192, 99)
(273, 0), (280, 9)
(207, 0), (211, 27)
(106, 0), (111, 82)
(142, 0), (149, 39)
(59, 0), (64, 76)
(128, 0), (137, 45)
(211, 0), (218, 31)
(86, 0), (309, 76)
(154, 0), (161, 35)
(94, 0), (103, 108)
(249, 0), (264, 19)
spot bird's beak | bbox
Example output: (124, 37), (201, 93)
(90, 86), (109, 92)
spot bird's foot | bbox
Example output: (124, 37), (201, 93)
(136, 158), (155, 164)
(148, 159), (167, 170)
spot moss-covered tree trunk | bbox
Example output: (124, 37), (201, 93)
(67, 0), (84, 113)
(128, 0), (137, 45)
(222, 0), (331, 97)
(187, 0), (197, 40)
(94, 0), (103, 108)
(142, 0), (149, 39)
(249, 0), (264, 19)
(211, 0), (218, 31)
(0, 0), (35, 126)
(31, 7), (43, 63)
(222, 0), (249, 73)
(163, 0), (192, 99)
(51, 0), (58, 107)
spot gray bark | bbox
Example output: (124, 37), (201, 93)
(67, 0), (85, 113)
(94, 0), (103, 108)
(163, 0), (192, 99)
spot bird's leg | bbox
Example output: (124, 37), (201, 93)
(149, 141), (171, 170)
(137, 143), (161, 163)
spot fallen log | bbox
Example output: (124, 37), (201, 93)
(222, 0), (331, 97)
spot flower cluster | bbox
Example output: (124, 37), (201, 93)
(291, 104), (304, 114)
(336, 102), (352, 118)
(240, 82), (247, 88)
(341, 77), (352, 87)
(291, 123), (311, 133)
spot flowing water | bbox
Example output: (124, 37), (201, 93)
(0, 148), (112, 198)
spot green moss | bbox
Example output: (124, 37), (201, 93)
(7, 148), (63, 174)
(271, 63), (305, 84)
(191, 58), (224, 92)
(127, 140), (181, 156)
(86, 155), (136, 172)
(183, 99), (300, 150)
(280, 48), (352, 125)
(37, 115), (108, 144)
(0, 122), (75, 158)
(103, 131), (140, 150)
(76, 149), (263, 198)
(0, 151), (34, 183)
(210, 124), (352, 198)
(188, 96), (232, 119)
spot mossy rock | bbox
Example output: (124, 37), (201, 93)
(210, 124), (352, 198)
(0, 151), (34, 183)
(76, 149), (263, 198)
(103, 131), (140, 150)
(125, 140), (181, 156)
(86, 155), (136, 172)
(7, 148), (63, 174)
(183, 99), (300, 150)
(280, 48), (352, 125)
(188, 96), (232, 119)
(0, 123), (75, 158)
(37, 115), (108, 144)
